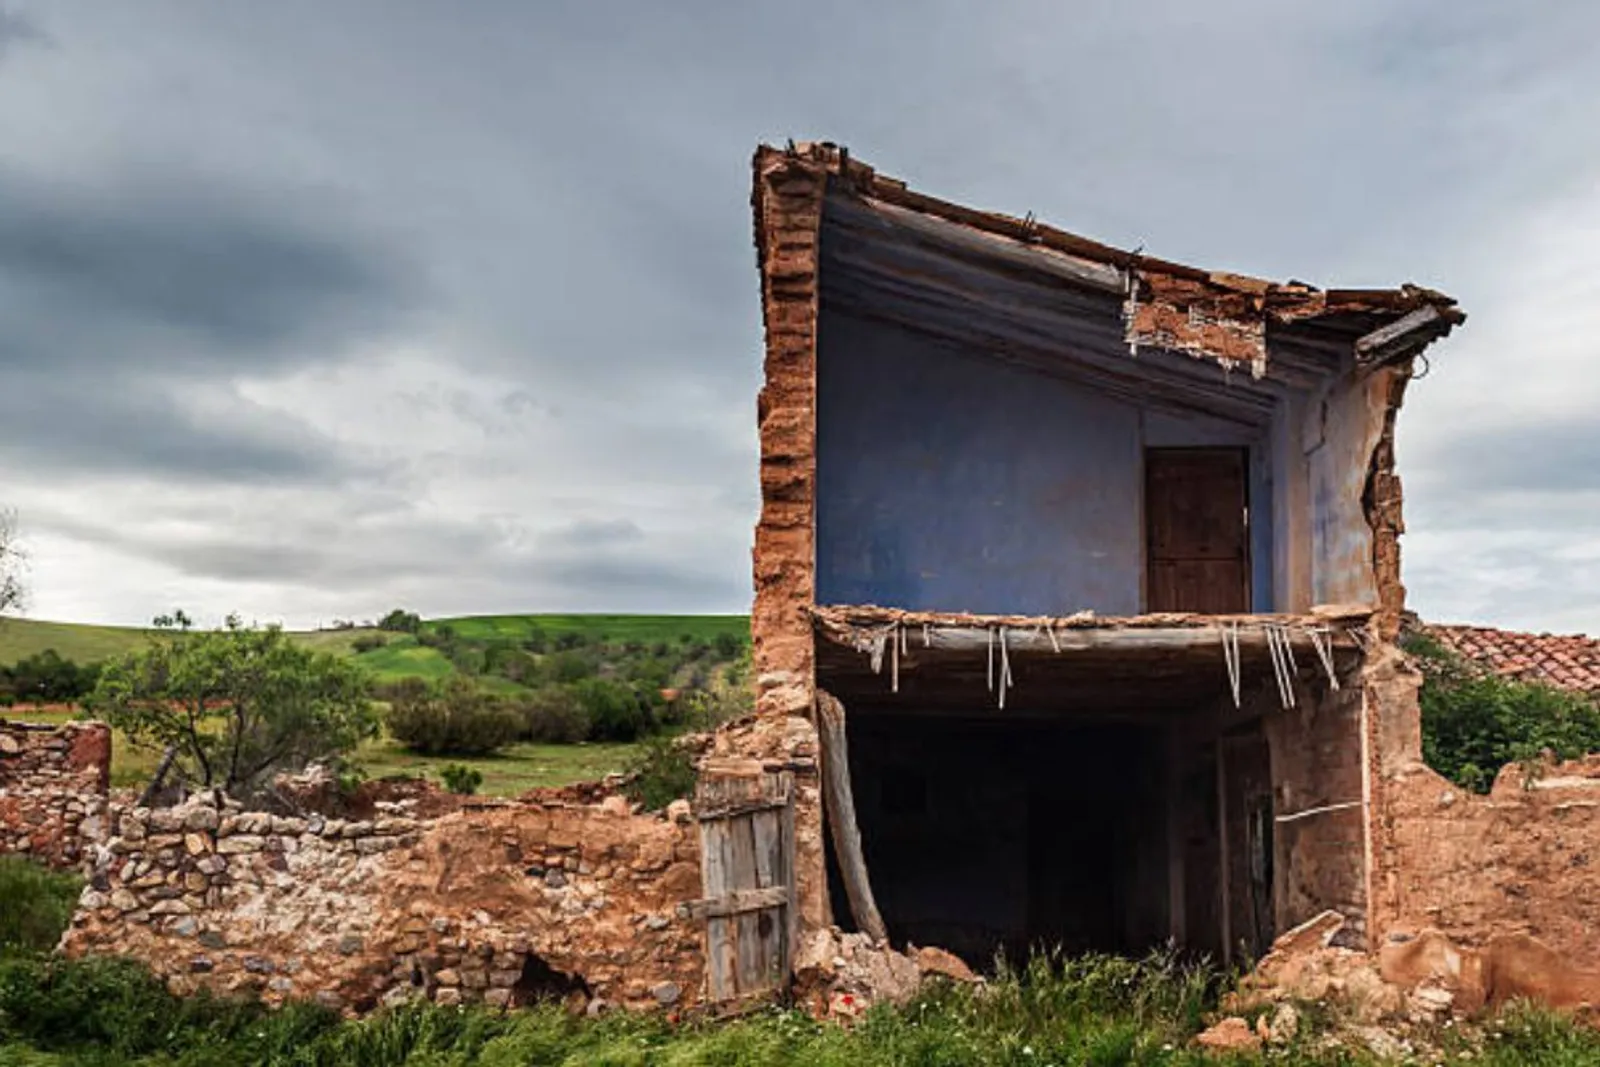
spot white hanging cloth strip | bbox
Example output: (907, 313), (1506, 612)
(1222, 620), (1242, 708)
(1308, 626), (1340, 691)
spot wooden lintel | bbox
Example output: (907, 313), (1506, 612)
(818, 622), (1360, 659)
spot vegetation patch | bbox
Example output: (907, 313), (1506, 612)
(1404, 632), (1600, 792)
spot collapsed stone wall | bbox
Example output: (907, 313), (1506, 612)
(0, 720), (111, 870)
(62, 791), (706, 1014)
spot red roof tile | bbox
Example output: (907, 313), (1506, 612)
(1425, 624), (1600, 695)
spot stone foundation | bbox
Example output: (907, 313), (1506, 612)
(0, 719), (111, 869)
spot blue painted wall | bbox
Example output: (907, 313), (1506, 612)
(816, 312), (1275, 615)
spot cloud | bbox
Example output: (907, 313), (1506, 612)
(0, 6), (45, 58)
(1, 0), (1598, 631)
(0, 163), (427, 484)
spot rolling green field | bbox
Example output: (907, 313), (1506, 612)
(12, 704), (647, 796)
(0, 613), (749, 795)
(0, 613), (748, 669)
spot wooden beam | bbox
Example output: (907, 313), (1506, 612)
(815, 689), (889, 943)
(819, 623), (1360, 659)
(1166, 725), (1187, 945)
(1217, 739), (1233, 967)
(1353, 305), (1443, 361)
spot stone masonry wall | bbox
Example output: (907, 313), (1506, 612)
(0, 720), (111, 869)
(1375, 754), (1600, 969)
(63, 792), (705, 1014)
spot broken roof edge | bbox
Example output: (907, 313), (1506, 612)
(753, 140), (1466, 347)
(812, 603), (1376, 633)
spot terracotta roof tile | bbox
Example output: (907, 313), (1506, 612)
(1425, 624), (1600, 695)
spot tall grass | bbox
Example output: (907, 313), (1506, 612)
(2, 927), (1599, 1064)
(0, 858), (80, 956)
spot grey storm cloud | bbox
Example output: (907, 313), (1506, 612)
(0, 163), (426, 484)
(2, 0), (1599, 628)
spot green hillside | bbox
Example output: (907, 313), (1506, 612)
(0, 614), (749, 670)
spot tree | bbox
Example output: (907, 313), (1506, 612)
(378, 609), (422, 634)
(89, 614), (379, 803)
(0, 509), (25, 619)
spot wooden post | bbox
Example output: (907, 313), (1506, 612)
(1216, 738), (1233, 967)
(1166, 725), (1187, 945)
(815, 689), (889, 943)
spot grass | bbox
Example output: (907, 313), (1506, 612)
(2, 944), (1600, 1066)
(350, 637), (458, 683)
(1, 705), (642, 797)
(356, 737), (644, 795)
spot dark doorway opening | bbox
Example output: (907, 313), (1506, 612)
(828, 709), (1230, 972)
(1145, 447), (1250, 613)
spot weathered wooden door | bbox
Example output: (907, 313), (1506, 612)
(1145, 447), (1251, 613)
(688, 764), (796, 1010)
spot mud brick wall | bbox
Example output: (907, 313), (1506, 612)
(0, 720), (112, 869)
(748, 143), (836, 934)
(1375, 755), (1600, 968)
(1261, 678), (1369, 942)
(63, 793), (706, 1014)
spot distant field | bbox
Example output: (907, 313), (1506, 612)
(9, 704), (645, 796)
(0, 613), (750, 669)
(434, 614), (748, 644)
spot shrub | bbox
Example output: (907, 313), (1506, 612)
(350, 633), (389, 654)
(0, 857), (81, 955)
(543, 649), (596, 685)
(624, 736), (698, 812)
(573, 678), (651, 742)
(385, 677), (522, 757)
(0, 649), (101, 705)
(439, 763), (483, 795)
(713, 631), (745, 660)
(1405, 632), (1600, 792)
(516, 687), (591, 744)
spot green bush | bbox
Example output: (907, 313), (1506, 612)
(439, 763), (483, 795)
(572, 677), (651, 742)
(624, 736), (698, 812)
(350, 634), (388, 654)
(384, 677), (522, 757)
(514, 687), (591, 744)
(0, 858), (81, 956)
(1405, 633), (1600, 792)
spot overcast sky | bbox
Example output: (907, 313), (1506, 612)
(2, 1), (1598, 633)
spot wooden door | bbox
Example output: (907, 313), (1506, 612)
(688, 765), (796, 1010)
(1145, 447), (1250, 613)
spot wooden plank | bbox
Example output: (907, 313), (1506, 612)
(682, 885), (791, 920)
(730, 813), (762, 994)
(699, 810), (737, 1001)
(815, 690), (889, 942)
(1353, 305), (1443, 359)
(694, 795), (790, 821)
(780, 779), (798, 982)
(751, 807), (784, 988)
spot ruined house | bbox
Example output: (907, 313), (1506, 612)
(15, 141), (1600, 1018)
(750, 140), (1476, 970)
